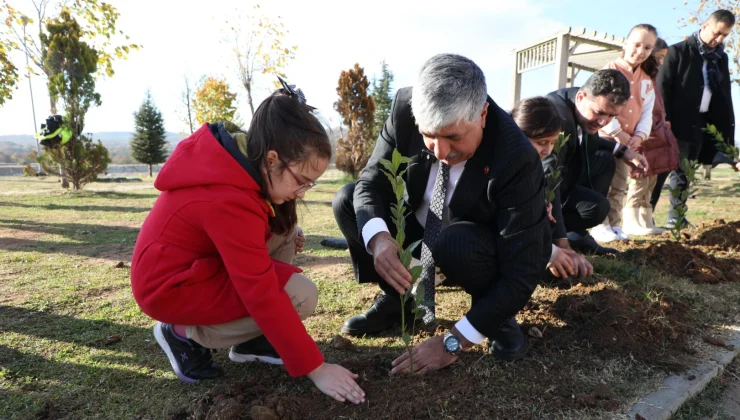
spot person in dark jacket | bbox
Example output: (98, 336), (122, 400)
(131, 87), (365, 404)
(657, 9), (736, 227)
(544, 70), (649, 255)
(511, 96), (593, 279)
(333, 54), (551, 373)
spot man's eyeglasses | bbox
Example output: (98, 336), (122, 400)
(281, 160), (317, 194)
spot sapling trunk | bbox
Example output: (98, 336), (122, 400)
(378, 149), (431, 373)
(667, 158), (699, 242)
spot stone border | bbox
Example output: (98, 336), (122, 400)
(626, 329), (740, 420)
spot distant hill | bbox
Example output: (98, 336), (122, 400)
(0, 127), (343, 164)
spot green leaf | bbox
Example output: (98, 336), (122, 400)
(420, 300), (437, 307)
(399, 248), (412, 267)
(391, 149), (402, 171)
(414, 308), (426, 318)
(406, 239), (422, 254)
(379, 158), (394, 175)
(394, 182), (404, 201)
(415, 282), (425, 301)
(409, 265), (423, 281)
(402, 332), (411, 345)
(396, 230), (406, 249)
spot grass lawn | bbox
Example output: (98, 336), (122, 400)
(1, 168), (739, 419)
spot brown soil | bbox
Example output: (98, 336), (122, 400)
(172, 281), (691, 420)
(523, 283), (691, 366)
(623, 241), (740, 284)
(690, 219), (740, 252)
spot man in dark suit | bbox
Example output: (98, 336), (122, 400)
(657, 9), (736, 227)
(545, 70), (649, 255)
(332, 54), (551, 373)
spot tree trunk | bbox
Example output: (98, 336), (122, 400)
(246, 83), (255, 117)
(149, 164), (153, 177)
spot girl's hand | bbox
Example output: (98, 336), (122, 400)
(307, 363), (365, 404)
(627, 135), (643, 151)
(294, 227), (305, 254)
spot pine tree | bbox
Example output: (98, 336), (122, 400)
(131, 91), (168, 177)
(334, 63), (375, 179)
(371, 60), (394, 141)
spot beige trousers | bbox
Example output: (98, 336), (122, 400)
(625, 175), (657, 209)
(187, 227), (316, 348)
(603, 159), (630, 226)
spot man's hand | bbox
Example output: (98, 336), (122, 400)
(627, 135), (643, 151)
(548, 245), (575, 278)
(562, 248), (593, 278)
(623, 148), (649, 178)
(369, 232), (411, 294)
(294, 227), (305, 254)
(546, 200), (556, 223)
(391, 335), (457, 375)
(734, 161), (740, 172)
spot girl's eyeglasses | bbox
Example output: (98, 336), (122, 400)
(281, 161), (317, 194)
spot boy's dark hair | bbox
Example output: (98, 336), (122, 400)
(246, 92), (332, 235)
(623, 24), (660, 78)
(654, 37), (668, 52)
(580, 69), (631, 106)
(708, 9), (736, 27)
(511, 96), (563, 139)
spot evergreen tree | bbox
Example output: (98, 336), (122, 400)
(38, 10), (109, 190)
(371, 60), (394, 141)
(131, 91), (168, 177)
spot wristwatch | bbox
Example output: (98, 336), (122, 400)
(614, 144), (628, 159)
(443, 331), (463, 356)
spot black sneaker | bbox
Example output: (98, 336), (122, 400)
(153, 322), (224, 383)
(229, 335), (283, 365)
(341, 292), (416, 336)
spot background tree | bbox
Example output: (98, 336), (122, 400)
(35, 134), (110, 190)
(131, 90), (167, 177)
(334, 63), (376, 179)
(371, 60), (394, 140)
(192, 76), (240, 126)
(2, 0), (140, 113)
(223, 4), (297, 117)
(38, 9), (108, 190)
(0, 27), (18, 106)
(179, 74), (195, 134)
(683, 1), (740, 83)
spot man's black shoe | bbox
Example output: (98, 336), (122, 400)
(341, 292), (415, 336)
(229, 334), (283, 365)
(153, 322), (224, 383)
(568, 233), (619, 256)
(489, 317), (529, 362)
(712, 152), (736, 168)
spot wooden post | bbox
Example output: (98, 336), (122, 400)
(554, 33), (570, 90)
(512, 51), (522, 105)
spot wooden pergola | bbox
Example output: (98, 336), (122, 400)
(512, 28), (626, 103)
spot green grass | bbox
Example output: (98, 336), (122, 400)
(1, 168), (739, 419)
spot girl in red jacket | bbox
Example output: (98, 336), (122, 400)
(130, 83), (365, 404)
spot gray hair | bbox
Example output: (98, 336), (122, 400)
(411, 54), (488, 132)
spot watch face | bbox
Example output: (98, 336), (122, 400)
(444, 335), (460, 353)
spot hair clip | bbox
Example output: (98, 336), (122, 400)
(277, 75), (307, 104)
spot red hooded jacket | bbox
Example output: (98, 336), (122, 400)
(130, 123), (324, 377)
